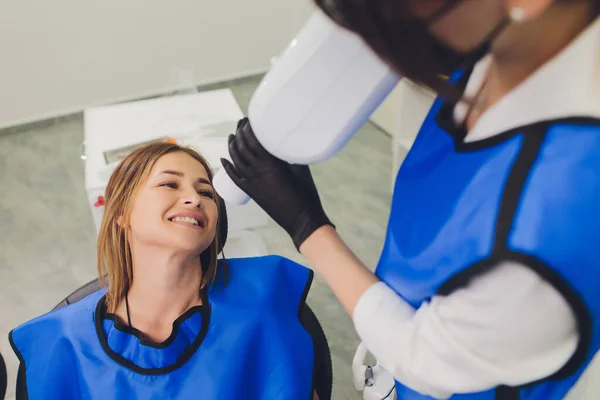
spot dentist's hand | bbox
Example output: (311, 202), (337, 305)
(220, 117), (334, 250)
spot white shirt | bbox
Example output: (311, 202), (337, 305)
(353, 16), (600, 399)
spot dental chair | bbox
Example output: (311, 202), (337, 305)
(14, 199), (333, 400)
(0, 352), (6, 400)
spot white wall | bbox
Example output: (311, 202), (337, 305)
(0, 0), (314, 129)
(370, 80), (436, 146)
(370, 79), (436, 185)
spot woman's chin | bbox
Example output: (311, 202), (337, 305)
(166, 237), (211, 255)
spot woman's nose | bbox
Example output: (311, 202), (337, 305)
(184, 199), (202, 207)
(182, 191), (203, 208)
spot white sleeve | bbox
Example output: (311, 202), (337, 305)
(352, 262), (579, 399)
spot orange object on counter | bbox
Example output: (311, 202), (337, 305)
(94, 196), (105, 207)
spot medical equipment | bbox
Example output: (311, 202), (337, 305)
(212, 10), (400, 205)
(353, 342), (397, 400)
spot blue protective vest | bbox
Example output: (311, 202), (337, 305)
(377, 75), (600, 399)
(9, 255), (315, 400)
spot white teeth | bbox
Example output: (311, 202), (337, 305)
(172, 216), (200, 226)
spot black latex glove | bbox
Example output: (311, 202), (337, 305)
(220, 117), (334, 250)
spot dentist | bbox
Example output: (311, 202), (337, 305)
(222, 0), (600, 398)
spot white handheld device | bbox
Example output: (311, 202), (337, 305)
(353, 342), (397, 400)
(213, 10), (400, 205)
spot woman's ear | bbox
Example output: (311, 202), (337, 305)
(505, 0), (555, 22)
(116, 215), (125, 227)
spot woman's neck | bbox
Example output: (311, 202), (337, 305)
(115, 246), (204, 343)
(467, 2), (595, 130)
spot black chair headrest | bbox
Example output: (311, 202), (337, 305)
(216, 196), (228, 253)
(0, 351), (7, 400)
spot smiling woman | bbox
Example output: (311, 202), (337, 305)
(98, 144), (222, 319)
(8, 142), (325, 400)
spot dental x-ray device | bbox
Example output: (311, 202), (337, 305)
(213, 9), (401, 400)
(213, 10), (400, 204)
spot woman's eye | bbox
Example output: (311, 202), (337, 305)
(160, 182), (178, 189)
(199, 190), (215, 199)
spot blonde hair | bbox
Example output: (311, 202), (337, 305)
(97, 142), (225, 313)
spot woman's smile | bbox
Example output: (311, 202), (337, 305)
(167, 211), (207, 230)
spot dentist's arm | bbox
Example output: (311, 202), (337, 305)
(299, 225), (578, 399)
(299, 225), (379, 316)
(221, 119), (578, 398)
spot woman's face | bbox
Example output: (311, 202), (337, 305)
(127, 151), (218, 255)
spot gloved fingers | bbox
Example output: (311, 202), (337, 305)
(228, 134), (252, 173)
(239, 118), (272, 159)
(234, 122), (261, 166)
(220, 158), (247, 191)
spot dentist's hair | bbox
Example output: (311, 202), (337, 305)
(97, 142), (225, 313)
(314, 0), (600, 96)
